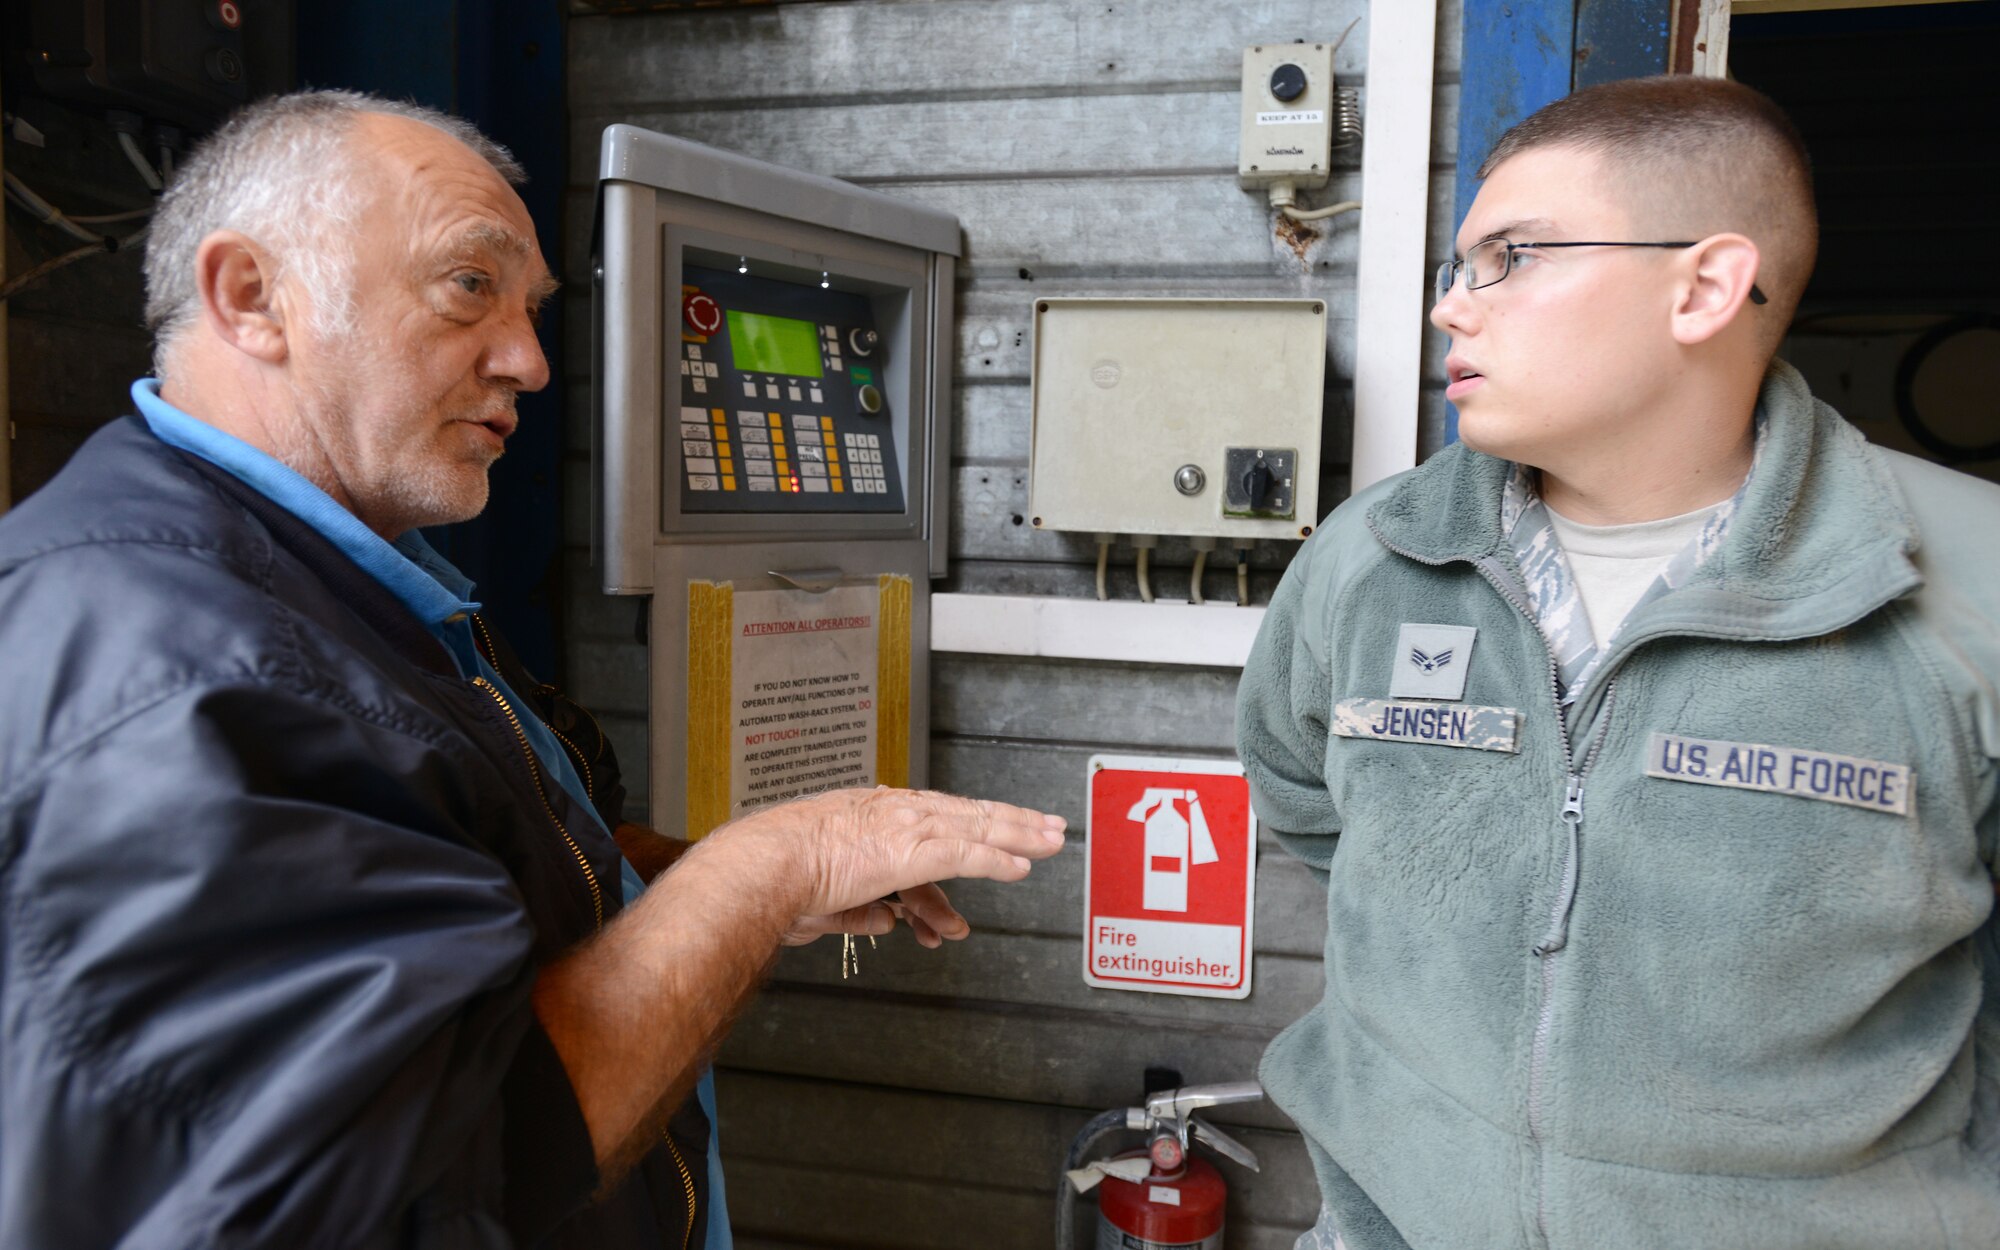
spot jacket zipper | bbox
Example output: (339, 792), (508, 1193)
(473, 636), (685, 1235)
(471, 612), (596, 801)
(1367, 521), (1619, 1245)
(662, 1129), (698, 1250)
(472, 676), (604, 930)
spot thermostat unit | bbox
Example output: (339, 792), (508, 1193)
(1238, 41), (1338, 199)
(1027, 299), (1327, 541)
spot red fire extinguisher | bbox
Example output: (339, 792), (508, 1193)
(1058, 1080), (1264, 1250)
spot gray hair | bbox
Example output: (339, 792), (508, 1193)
(144, 90), (525, 375)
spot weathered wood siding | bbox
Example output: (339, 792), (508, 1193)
(564, 3), (1461, 1244)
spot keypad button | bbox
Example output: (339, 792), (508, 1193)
(787, 386), (802, 402)
(765, 383), (780, 399)
(679, 360), (690, 375)
(687, 474), (720, 492)
(691, 378), (707, 393)
(802, 478), (830, 493)
(748, 476), (777, 492)
(742, 381), (757, 397)
(704, 362), (719, 378)
(688, 345), (703, 360)
(743, 444), (773, 461)
(809, 387), (824, 403)
(683, 440), (715, 458)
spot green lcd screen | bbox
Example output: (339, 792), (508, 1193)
(725, 309), (823, 379)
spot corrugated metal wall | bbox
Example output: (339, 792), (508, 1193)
(563, 4), (1460, 1245)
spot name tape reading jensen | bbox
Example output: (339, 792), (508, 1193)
(1331, 698), (1519, 754)
(1644, 732), (1912, 816)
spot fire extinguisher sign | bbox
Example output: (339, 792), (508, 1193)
(1083, 754), (1257, 999)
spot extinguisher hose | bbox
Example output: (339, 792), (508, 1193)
(1056, 1108), (1134, 1250)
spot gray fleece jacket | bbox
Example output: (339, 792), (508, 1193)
(1237, 361), (2000, 1249)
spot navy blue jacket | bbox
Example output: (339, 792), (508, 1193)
(0, 418), (705, 1249)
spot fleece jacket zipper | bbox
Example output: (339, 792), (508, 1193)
(1366, 520), (1620, 1246)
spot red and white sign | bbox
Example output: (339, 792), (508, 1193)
(683, 290), (722, 336)
(1084, 754), (1256, 999)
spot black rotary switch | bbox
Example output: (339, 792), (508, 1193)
(1269, 63), (1308, 103)
(1243, 461), (1277, 510)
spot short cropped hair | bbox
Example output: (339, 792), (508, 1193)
(1478, 75), (1818, 339)
(144, 90), (524, 374)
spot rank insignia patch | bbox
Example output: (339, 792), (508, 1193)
(1388, 623), (1478, 701)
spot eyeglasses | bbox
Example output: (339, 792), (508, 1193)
(1434, 238), (1768, 306)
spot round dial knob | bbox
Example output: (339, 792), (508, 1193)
(1269, 62), (1308, 103)
(857, 384), (884, 416)
(848, 327), (879, 357)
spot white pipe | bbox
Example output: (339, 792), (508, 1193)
(932, 594), (1266, 668)
(1348, 0), (1440, 492)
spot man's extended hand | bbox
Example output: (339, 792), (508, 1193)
(727, 786), (1065, 945)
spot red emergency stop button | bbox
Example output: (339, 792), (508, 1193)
(684, 292), (722, 336)
(216, 0), (243, 29)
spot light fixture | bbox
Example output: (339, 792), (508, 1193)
(736, 256), (749, 275)
(819, 271), (831, 289)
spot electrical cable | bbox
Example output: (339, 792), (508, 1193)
(118, 132), (164, 192)
(1236, 550), (1251, 607)
(1190, 550), (1206, 605)
(0, 225), (148, 304)
(1094, 540), (1111, 601)
(1, 242), (111, 303)
(1281, 199), (1362, 222)
(1136, 547), (1153, 604)
(71, 208), (153, 224)
(5, 172), (106, 244)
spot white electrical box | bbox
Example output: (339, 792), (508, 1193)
(1238, 41), (1338, 193)
(1027, 299), (1327, 542)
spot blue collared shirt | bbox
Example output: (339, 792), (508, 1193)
(130, 380), (606, 821)
(131, 381), (732, 1244)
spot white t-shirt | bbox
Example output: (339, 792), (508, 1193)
(1545, 502), (1724, 649)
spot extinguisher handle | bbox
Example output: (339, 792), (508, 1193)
(1143, 1079), (1265, 1125)
(1190, 1116), (1261, 1172)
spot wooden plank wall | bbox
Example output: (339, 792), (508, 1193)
(563, 3), (1461, 1245)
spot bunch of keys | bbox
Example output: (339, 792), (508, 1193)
(839, 895), (907, 979)
(839, 931), (876, 979)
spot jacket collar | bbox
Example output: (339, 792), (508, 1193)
(1367, 359), (1922, 643)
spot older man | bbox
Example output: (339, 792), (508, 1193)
(0, 92), (1063, 1249)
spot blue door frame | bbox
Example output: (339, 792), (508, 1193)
(1448, 0), (1675, 443)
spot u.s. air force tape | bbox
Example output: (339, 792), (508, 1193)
(1331, 698), (1519, 753)
(1644, 732), (1912, 816)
